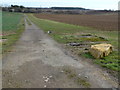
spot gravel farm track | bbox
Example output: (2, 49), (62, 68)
(2, 17), (118, 88)
(35, 13), (118, 31)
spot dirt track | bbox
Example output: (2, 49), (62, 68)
(2, 18), (118, 88)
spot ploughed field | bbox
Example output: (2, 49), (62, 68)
(34, 13), (118, 31)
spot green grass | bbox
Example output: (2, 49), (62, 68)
(95, 51), (119, 71)
(2, 12), (22, 31)
(28, 14), (119, 72)
(82, 52), (94, 59)
(80, 37), (107, 42)
(2, 12), (25, 54)
(83, 52), (119, 71)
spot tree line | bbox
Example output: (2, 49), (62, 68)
(2, 5), (118, 14)
(2, 5), (25, 12)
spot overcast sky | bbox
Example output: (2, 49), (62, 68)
(1, 0), (120, 10)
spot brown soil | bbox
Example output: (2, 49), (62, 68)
(34, 13), (118, 31)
